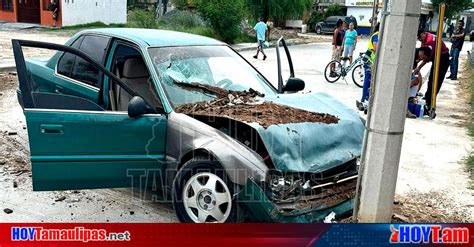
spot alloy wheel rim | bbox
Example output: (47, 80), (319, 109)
(182, 172), (232, 223)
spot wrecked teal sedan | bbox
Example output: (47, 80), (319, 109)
(13, 28), (364, 223)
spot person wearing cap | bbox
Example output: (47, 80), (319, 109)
(414, 29), (450, 113)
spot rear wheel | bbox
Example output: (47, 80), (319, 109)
(172, 157), (238, 223)
(352, 64), (364, 88)
(324, 60), (342, 83)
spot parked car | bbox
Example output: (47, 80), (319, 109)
(315, 16), (358, 34)
(13, 29), (365, 223)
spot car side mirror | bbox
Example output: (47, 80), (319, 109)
(283, 77), (305, 92)
(128, 96), (150, 118)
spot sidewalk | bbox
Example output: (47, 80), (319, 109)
(0, 59), (15, 73)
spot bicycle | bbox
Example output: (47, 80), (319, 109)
(324, 52), (371, 88)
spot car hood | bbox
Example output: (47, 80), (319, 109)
(246, 92), (364, 173)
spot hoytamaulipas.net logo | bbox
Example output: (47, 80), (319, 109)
(390, 225), (469, 244)
(11, 226), (131, 242)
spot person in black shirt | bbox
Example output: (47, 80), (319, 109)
(49, 0), (59, 27)
(447, 20), (466, 80)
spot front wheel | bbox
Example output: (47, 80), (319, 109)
(324, 60), (342, 83)
(172, 157), (238, 223)
(352, 64), (364, 88)
(316, 26), (322, 34)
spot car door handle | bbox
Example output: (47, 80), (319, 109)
(40, 124), (64, 134)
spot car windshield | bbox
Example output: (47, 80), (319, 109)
(148, 45), (276, 108)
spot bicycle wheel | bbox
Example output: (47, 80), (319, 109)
(352, 64), (365, 88)
(324, 60), (342, 83)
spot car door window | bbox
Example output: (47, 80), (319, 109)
(109, 43), (162, 112)
(57, 35), (110, 87)
(57, 36), (83, 77)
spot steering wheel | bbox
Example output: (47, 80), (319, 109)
(216, 79), (234, 89)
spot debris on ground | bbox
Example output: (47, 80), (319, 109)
(392, 191), (472, 223)
(65, 198), (81, 203)
(323, 212), (337, 223)
(55, 196), (66, 202)
(392, 213), (410, 223)
(174, 83), (339, 128)
(4, 208), (13, 214)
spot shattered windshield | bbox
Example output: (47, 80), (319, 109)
(148, 45), (276, 108)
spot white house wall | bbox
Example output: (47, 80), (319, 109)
(61, 0), (127, 26)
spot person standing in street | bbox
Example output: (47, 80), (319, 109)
(414, 29), (450, 114)
(330, 20), (345, 77)
(342, 22), (358, 64)
(252, 17), (268, 60)
(356, 23), (379, 112)
(447, 20), (466, 80)
(49, 0), (59, 27)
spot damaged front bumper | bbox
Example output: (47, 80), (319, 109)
(237, 170), (357, 223)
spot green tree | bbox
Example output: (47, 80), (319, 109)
(195, 0), (246, 43)
(172, 0), (188, 10)
(431, 0), (473, 19)
(246, 0), (313, 27)
(325, 3), (344, 17)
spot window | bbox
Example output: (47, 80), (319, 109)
(57, 36), (83, 79)
(109, 44), (162, 111)
(57, 35), (110, 87)
(1, 0), (13, 11)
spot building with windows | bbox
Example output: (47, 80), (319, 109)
(0, 0), (127, 27)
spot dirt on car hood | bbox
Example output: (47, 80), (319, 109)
(175, 84), (364, 173)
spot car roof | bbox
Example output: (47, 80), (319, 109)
(78, 28), (225, 47)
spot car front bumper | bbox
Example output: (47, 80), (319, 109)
(237, 176), (356, 223)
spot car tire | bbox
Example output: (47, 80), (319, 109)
(172, 156), (239, 223)
(316, 26), (322, 35)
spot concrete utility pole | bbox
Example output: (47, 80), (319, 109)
(370, 0), (379, 33)
(354, 0), (421, 222)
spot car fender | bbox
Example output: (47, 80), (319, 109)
(166, 112), (268, 186)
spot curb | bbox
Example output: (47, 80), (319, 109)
(0, 65), (16, 73)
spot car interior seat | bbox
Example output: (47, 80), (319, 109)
(115, 57), (161, 112)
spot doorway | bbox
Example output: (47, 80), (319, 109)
(17, 0), (41, 24)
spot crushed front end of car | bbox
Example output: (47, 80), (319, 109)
(176, 89), (365, 222)
(237, 159), (358, 223)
